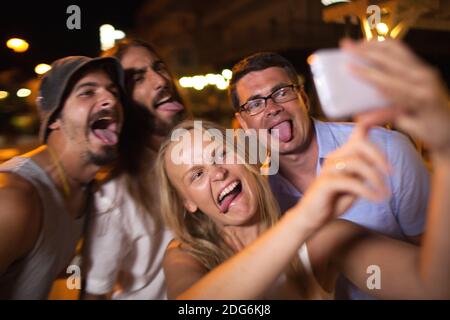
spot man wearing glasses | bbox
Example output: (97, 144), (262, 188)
(228, 51), (430, 299)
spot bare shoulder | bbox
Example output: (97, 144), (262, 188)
(164, 239), (207, 270)
(0, 172), (41, 216)
(163, 239), (209, 299)
(0, 172), (42, 271)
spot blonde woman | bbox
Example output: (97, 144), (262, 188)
(156, 120), (449, 299)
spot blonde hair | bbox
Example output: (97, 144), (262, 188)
(156, 120), (280, 269)
(157, 119), (315, 297)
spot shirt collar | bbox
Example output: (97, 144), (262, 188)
(313, 118), (339, 164)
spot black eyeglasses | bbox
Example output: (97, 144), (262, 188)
(239, 84), (299, 116)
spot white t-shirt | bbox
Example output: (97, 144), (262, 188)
(83, 177), (173, 299)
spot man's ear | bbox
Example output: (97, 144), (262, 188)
(235, 112), (249, 130)
(48, 118), (61, 130)
(183, 198), (198, 214)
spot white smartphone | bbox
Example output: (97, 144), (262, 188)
(308, 48), (390, 119)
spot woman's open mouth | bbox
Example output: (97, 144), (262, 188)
(90, 116), (119, 146)
(217, 180), (243, 214)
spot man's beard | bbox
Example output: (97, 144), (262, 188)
(84, 146), (118, 166)
(150, 108), (187, 136)
(147, 87), (187, 136)
(60, 119), (118, 166)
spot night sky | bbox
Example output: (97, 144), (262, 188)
(1, 1), (449, 84)
(0, 0), (145, 78)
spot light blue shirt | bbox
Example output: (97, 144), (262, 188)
(269, 119), (430, 299)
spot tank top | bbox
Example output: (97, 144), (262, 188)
(0, 157), (85, 299)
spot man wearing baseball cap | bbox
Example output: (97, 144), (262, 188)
(0, 55), (125, 299)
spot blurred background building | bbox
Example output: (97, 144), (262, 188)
(1, 0), (450, 163)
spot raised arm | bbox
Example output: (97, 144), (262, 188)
(308, 143), (449, 299)
(315, 38), (450, 299)
(314, 177), (449, 300)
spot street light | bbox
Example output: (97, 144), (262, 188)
(222, 69), (233, 80)
(376, 22), (390, 36)
(100, 24), (126, 51)
(6, 38), (29, 53)
(35, 64), (52, 75)
(17, 88), (31, 98)
(0, 91), (9, 99)
(179, 72), (230, 90)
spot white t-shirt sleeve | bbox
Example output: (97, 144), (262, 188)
(83, 182), (130, 295)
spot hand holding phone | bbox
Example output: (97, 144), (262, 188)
(308, 48), (390, 119)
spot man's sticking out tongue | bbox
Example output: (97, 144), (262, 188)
(271, 121), (292, 142)
(93, 122), (118, 145)
(157, 101), (184, 112)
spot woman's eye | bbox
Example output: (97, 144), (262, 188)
(191, 170), (203, 181)
(217, 149), (227, 160)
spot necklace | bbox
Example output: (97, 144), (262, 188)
(46, 145), (71, 198)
